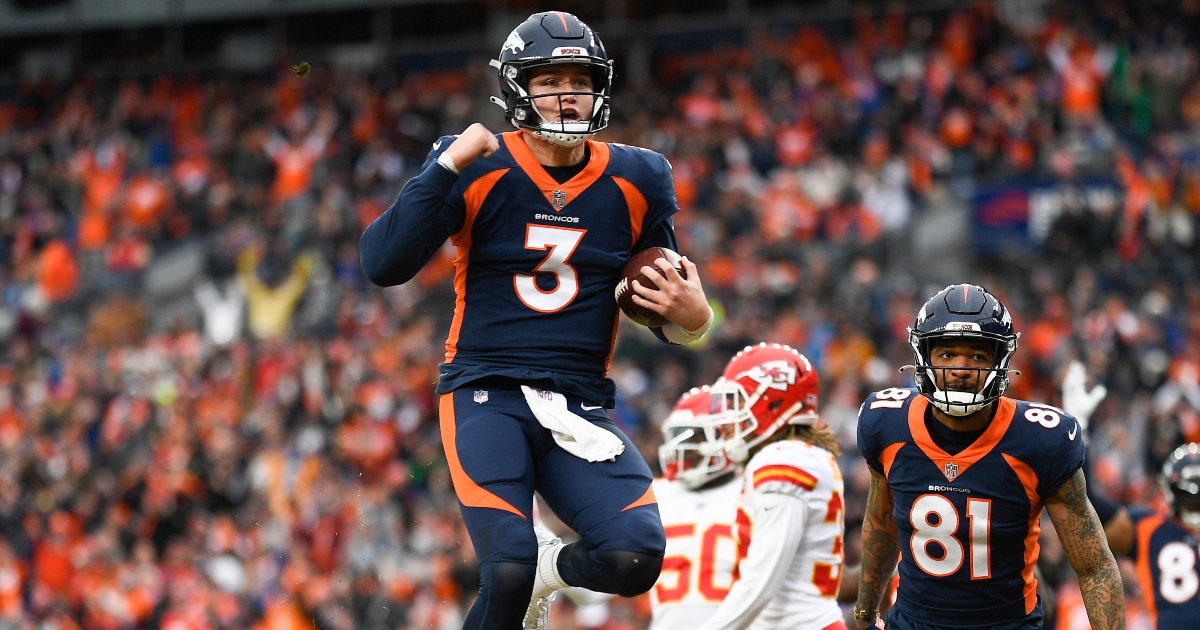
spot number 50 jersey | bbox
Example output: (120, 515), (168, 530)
(856, 388), (1086, 627)
(650, 475), (741, 630)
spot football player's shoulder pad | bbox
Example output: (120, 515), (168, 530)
(745, 440), (827, 498)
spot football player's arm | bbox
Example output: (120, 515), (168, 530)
(854, 468), (899, 630)
(1045, 469), (1126, 630)
(698, 492), (807, 630)
(360, 125), (497, 287)
(359, 157), (462, 286)
(633, 218), (712, 342)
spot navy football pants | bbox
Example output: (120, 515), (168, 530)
(885, 599), (1044, 630)
(440, 387), (665, 629)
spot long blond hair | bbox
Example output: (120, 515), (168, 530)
(748, 422), (842, 458)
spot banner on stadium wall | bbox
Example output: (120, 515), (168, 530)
(973, 177), (1121, 254)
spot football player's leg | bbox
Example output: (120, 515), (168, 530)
(440, 390), (538, 629)
(536, 414), (665, 597)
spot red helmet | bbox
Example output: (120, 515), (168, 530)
(710, 343), (820, 463)
(658, 386), (735, 489)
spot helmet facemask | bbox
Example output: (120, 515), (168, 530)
(910, 331), (1017, 417)
(492, 57), (612, 148)
(708, 377), (817, 464)
(659, 412), (733, 490)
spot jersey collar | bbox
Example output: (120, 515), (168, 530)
(908, 395), (1017, 483)
(502, 131), (610, 211)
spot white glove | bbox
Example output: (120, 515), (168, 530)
(1061, 360), (1107, 437)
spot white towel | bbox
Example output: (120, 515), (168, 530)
(521, 386), (625, 462)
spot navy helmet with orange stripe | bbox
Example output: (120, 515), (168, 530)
(709, 343), (820, 464)
(1162, 443), (1200, 531)
(489, 11), (612, 148)
(908, 284), (1019, 417)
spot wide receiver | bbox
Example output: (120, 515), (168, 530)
(359, 11), (713, 630)
(696, 343), (849, 630)
(854, 284), (1124, 630)
(652, 385), (742, 629)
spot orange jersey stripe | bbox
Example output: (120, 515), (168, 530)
(1135, 514), (1164, 624)
(438, 394), (525, 517)
(611, 176), (649, 248)
(621, 484), (657, 512)
(1002, 453), (1042, 614)
(444, 168), (508, 363)
(753, 465), (818, 490)
(880, 442), (905, 478)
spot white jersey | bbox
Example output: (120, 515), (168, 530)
(699, 440), (845, 630)
(649, 475), (741, 630)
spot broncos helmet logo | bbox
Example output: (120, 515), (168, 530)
(503, 29), (526, 54)
(739, 360), (798, 392)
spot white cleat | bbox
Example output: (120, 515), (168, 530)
(525, 525), (567, 630)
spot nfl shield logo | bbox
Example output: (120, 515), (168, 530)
(551, 190), (567, 210)
(473, 390), (488, 404)
(944, 462), (959, 481)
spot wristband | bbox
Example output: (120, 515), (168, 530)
(436, 152), (459, 174)
(852, 607), (879, 626)
(662, 305), (713, 344)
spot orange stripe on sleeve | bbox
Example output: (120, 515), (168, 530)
(752, 465), (818, 490)
(1135, 515), (1164, 624)
(621, 484), (657, 512)
(444, 169), (508, 363)
(879, 442), (905, 478)
(438, 394), (525, 517)
(611, 176), (649, 248)
(1002, 453), (1042, 614)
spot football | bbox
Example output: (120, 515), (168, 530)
(615, 247), (686, 327)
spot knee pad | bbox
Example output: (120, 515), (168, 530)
(558, 546), (664, 597)
(463, 561), (536, 630)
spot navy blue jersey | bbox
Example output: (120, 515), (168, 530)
(1130, 508), (1200, 629)
(361, 131), (678, 406)
(856, 388), (1086, 626)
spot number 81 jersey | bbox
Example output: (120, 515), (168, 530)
(856, 388), (1086, 627)
(1130, 508), (1200, 629)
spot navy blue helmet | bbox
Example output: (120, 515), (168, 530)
(491, 11), (612, 147)
(1162, 443), (1200, 530)
(908, 284), (1019, 416)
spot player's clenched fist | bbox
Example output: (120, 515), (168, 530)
(442, 123), (499, 172)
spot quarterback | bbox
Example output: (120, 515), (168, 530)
(854, 284), (1124, 630)
(359, 11), (712, 630)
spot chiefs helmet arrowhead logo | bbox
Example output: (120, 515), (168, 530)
(740, 360), (798, 392)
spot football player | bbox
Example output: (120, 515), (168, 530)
(854, 284), (1124, 630)
(697, 343), (849, 630)
(1057, 363), (1198, 630)
(359, 11), (714, 630)
(652, 385), (742, 629)
(1101, 443), (1200, 629)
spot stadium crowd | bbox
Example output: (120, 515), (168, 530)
(0, 1), (1198, 628)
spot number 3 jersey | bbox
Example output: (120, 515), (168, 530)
(1129, 508), (1200, 630)
(701, 440), (845, 630)
(650, 476), (741, 630)
(856, 388), (1086, 627)
(359, 131), (678, 406)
